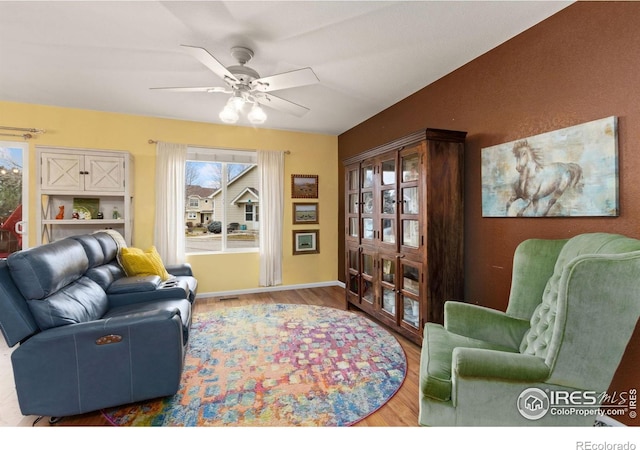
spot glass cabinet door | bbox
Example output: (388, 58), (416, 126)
(380, 256), (397, 318)
(345, 164), (360, 244)
(399, 144), (424, 259)
(360, 159), (376, 245)
(361, 252), (375, 306)
(402, 153), (419, 182)
(378, 152), (397, 249)
(399, 260), (422, 331)
(347, 247), (360, 297)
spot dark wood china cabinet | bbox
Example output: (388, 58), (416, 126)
(344, 128), (466, 345)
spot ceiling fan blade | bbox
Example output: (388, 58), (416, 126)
(181, 45), (238, 86)
(150, 86), (231, 93)
(254, 93), (310, 117)
(251, 68), (319, 93)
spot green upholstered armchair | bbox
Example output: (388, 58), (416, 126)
(419, 233), (640, 426)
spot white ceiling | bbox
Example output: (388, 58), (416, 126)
(0, 1), (572, 135)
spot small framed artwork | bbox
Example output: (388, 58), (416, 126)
(291, 174), (318, 198)
(293, 202), (319, 224)
(293, 229), (319, 255)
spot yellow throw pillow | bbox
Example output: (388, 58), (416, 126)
(120, 246), (171, 281)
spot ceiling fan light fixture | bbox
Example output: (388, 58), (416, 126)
(229, 91), (246, 111)
(158, 45), (319, 126)
(219, 103), (239, 123)
(248, 103), (267, 124)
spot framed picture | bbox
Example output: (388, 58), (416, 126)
(481, 116), (619, 217)
(293, 202), (319, 224)
(291, 174), (318, 198)
(293, 229), (319, 255)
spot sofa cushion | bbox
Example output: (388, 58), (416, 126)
(26, 277), (108, 330)
(92, 230), (121, 264)
(85, 262), (125, 291)
(70, 234), (106, 268)
(421, 323), (518, 402)
(7, 239), (89, 300)
(120, 246), (171, 281)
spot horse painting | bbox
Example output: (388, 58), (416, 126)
(506, 140), (583, 216)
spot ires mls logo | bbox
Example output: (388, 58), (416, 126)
(517, 387), (637, 421)
(517, 388), (550, 420)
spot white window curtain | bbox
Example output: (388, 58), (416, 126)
(154, 141), (187, 265)
(258, 150), (284, 286)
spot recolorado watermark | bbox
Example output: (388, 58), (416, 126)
(575, 443), (636, 450)
(517, 387), (637, 421)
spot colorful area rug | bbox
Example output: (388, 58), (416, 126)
(102, 304), (407, 426)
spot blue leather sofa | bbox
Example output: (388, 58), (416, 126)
(0, 232), (198, 419)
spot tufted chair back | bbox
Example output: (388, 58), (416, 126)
(519, 233), (640, 390)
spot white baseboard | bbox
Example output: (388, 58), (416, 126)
(196, 280), (345, 300)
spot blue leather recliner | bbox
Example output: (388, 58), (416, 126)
(0, 232), (197, 419)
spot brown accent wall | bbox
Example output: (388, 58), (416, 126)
(338, 2), (640, 425)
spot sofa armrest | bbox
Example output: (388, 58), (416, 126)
(452, 347), (550, 382)
(445, 301), (531, 350)
(107, 275), (162, 294)
(165, 263), (194, 277)
(38, 307), (182, 337)
(11, 309), (184, 417)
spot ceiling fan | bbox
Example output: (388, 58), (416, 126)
(152, 45), (319, 124)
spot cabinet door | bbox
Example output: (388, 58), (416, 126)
(346, 245), (361, 305)
(41, 152), (83, 191)
(377, 152), (398, 252)
(378, 254), (398, 326)
(399, 144), (425, 259)
(84, 154), (125, 192)
(345, 163), (360, 245)
(399, 259), (423, 336)
(360, 159), (376, 246)
(360, 248), (376, 311)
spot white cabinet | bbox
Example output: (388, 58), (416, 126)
(36, 147), (134, 245)
(41, 152), (126, 192)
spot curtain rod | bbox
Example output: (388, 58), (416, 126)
(0, 126), (46, 140)
(148, 139), (290, 154)
(0, 132), (34, 140)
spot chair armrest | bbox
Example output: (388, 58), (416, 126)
(445, 301), (531, 349)
(165, 263), (194, 277)
(452, 347), (550, 382)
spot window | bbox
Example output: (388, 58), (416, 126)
(245, 204), (258, 221)
(184, 147), (259, 254)
(188, 197), (199, 208)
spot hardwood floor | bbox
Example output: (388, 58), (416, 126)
(3, 286), (421, 427)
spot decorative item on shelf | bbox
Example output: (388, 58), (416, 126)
(73, 197), (100, 219)
(112, 206), (119, 219)
(55, 205), (65, 220)
(97, 210), (104, 220)
(71, 209), (80, 220)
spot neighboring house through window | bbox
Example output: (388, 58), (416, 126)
(184, 147), (259, 254)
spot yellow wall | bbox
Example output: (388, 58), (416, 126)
(0, 101), (339, 294)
